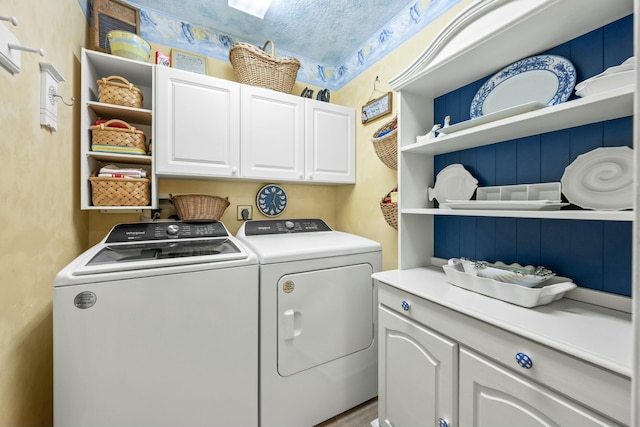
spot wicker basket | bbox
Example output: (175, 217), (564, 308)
(89, 176), (151, 206)
(91, 119), (146, 154)
(97, 75), (143, 108)
(371, 116), (398, 170)
(170, 194), (230, 221)
(229, 40), (300, 94)
(380, 186), (398, 230)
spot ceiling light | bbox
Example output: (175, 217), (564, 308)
(228, 0), (273, 19)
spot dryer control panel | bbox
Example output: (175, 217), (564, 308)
(243, 219), (332, 235)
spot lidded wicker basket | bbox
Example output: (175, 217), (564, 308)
(89, 175), (151, 206)
(229, 40), (300, 94)
(170, 194), (230, 221)
(380, 186), (398, 230)
(371, 116), (398, 170)
(97, 75), (143, 108)
(91, 119), (146, 154)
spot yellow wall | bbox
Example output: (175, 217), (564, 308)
(0, 0), (89, 425)
(0, 1), (472, 425)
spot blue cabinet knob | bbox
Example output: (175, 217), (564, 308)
(401, 300), (410, 311)
(438, 417), (449, 427)
(515, 352), (533, 369)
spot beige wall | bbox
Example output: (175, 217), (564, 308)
(0, 1), (471, 425)
(0, 0), (89, 425)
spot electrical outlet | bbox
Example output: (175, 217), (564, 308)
(237, 205), (253, 221)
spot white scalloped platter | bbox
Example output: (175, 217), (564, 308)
(561, 146), (633, 210)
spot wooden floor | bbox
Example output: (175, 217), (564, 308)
(314, 398), (378, 427)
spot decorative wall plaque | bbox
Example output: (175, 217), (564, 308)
(93, 0), (140, 52)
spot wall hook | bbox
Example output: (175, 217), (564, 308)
(367, 76), (387, 101)
(0, 15), (18, 26)
(49, 86), (75, 107)
(8, 43), (45, 57)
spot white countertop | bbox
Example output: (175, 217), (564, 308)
(373, 267), (632, 378)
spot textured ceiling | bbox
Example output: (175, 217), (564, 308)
(125, 0), (415, 65)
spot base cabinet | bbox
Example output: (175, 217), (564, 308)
(378, 306), (457, 427)
(377, 281), (630, 427)
(459, 348), (622, 427)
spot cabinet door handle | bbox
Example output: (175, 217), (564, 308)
(438, 418), (449, 427)
(515, 352), (533, 369)
(401, 300), (410, 311)
(231, 168), (238, 175)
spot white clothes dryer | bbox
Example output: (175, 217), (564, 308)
(236, 218), (382, 427)
(54, 221), (259, 427)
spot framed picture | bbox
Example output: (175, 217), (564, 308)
(361, 91), (392, 124)
(171, 49), (208, 75)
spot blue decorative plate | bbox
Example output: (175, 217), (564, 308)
(256, 184), (287, 217)
(470, 55), (576, 119)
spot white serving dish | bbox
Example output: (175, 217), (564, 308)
(451, 258), (556, 287)
(476, 182), (561, 201)
(575, 56), (635, 98)
(470, 55), (576, 119)
(439, 200), (568, 211)
(437, 102), (547, 135)
(575, 72), (634, 98)
(442, 264), (576, 308)
(561, 146), (633, 210)
(427, 164), (478, 203)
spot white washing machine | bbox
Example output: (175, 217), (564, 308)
(54, 221), (259, 427)
(236, 218), (382, 427)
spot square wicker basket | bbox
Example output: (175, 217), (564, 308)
(91, 119), (146, 155)
(97, 75), (143, 108)
(89, 176), (151, 206)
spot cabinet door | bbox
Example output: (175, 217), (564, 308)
(155, 66), (240, 178)
(459, 348), (623, 427)
(241, 85), (305, 181)
(378, 306), (457, 427)
(305, 99), (355, 183)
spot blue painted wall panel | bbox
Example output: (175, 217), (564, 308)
(432, 16), (633, 296)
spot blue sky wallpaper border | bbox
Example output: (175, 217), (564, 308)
(79, 0), (461, 90)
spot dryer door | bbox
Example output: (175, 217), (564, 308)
(277, 263), (374, 376)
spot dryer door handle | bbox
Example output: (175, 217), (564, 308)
(282, 309), (302, 340)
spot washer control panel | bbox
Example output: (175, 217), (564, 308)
(243, 219), (331, 235)
(105, 221), (229, 243)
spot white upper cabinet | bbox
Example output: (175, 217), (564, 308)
(240, 84), (305, 181)
(241, 86), (355, 183)
(305, 100), (355, 183)
(155, 66), (241, 178)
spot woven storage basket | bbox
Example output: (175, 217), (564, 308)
(371, 116), (398, 170)
(91, 119), (146, 153)
(170, 194), (230, 221)
(380, 186), (398, 230)
(97, 75), (143, 108)
(229, 40), (300, 94)
(89, 175), (151, 206)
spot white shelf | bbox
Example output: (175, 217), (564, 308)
(81, 48), (157, 210)
(402, 86), (634, 155)
(88, 101), (152, 126)
(402, 208), (634, 221)
(86, 151), (153, 165)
